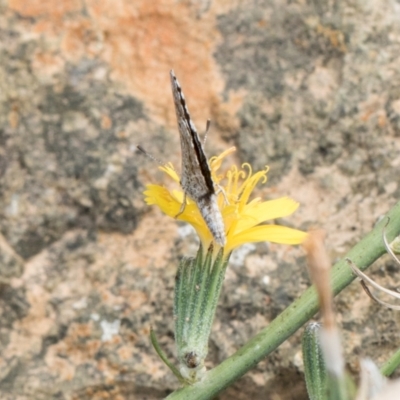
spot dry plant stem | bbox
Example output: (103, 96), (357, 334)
(166, 201), (400, 400)
(303, 230), (335, 329)
(347, 260), (400, 310)
(303, 231), (349, 399)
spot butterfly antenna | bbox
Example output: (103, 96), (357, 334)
(203, 119), (211, 146)
(136, 145), (165, 166)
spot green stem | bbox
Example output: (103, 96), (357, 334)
(150, 328), (185, 384)
(380, 347), (400, 376)
(302, 323), (327, 400)
(166, 201), (400, 400)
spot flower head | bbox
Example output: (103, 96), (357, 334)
(144, 147), (307, 254)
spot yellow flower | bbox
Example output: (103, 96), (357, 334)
(144, 147), (307, 254)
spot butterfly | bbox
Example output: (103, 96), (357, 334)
(170, 70), (226, 247)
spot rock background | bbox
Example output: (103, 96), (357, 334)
(1, 0), (400, 399)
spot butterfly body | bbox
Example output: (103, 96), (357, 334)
(170, 70), (226, 247)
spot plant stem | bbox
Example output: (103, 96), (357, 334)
(381, 347), (400, 377)
(150, 328), (185, 384)
(166, 201), (400, 400)
(302, 323), (327, 400)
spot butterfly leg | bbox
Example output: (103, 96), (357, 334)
(175, 192), (187, 218)
(215, 184), (229, 205)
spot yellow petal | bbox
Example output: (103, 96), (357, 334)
(228, 225), (308, 252)
(235, 197), (300, 233)
(159, 163), (180, 182)
(210, 147), (236, 180)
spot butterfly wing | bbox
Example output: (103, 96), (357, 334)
(170, 70), (215, 201)
(170, 70), (226, 246)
